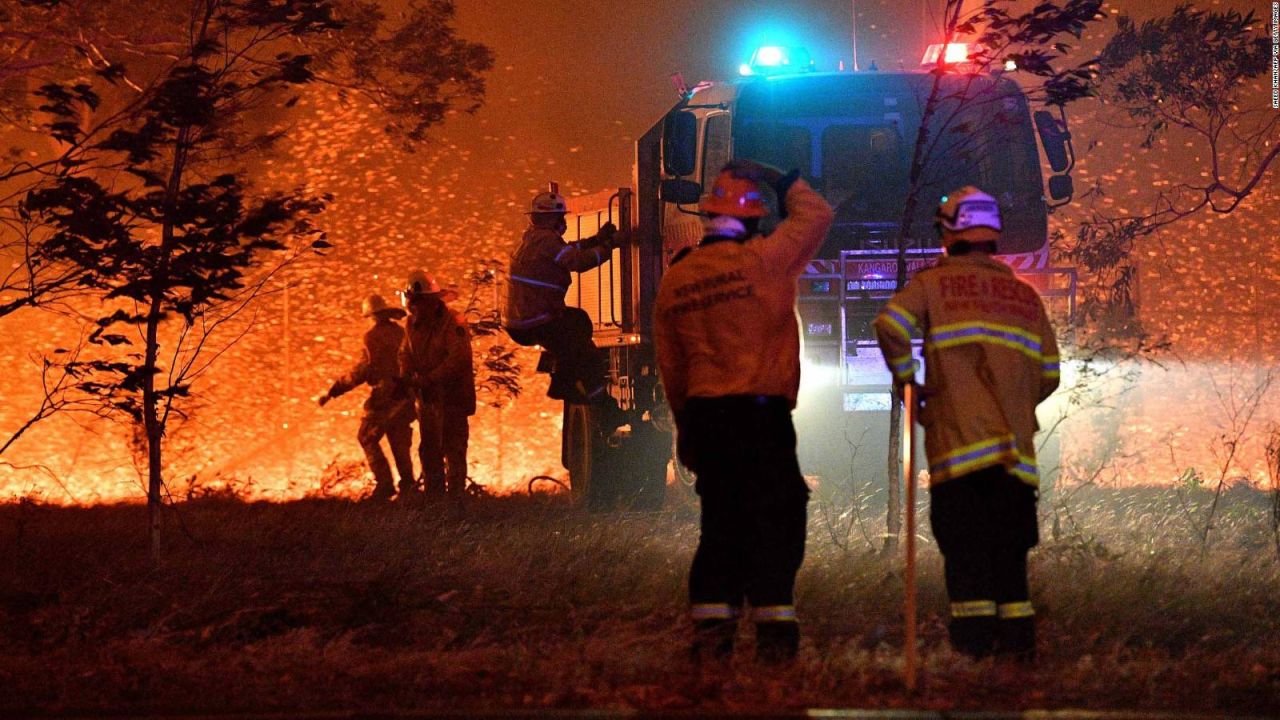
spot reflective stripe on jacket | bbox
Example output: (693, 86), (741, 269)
(873, 254), (1060, 487)
(401, 305), (477, 415)
(505, 225), (611, 330)
(654, 178), (835, 413)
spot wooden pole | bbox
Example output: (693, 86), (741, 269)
(903, 382), (919, 693)
(885, 398), (902, 554)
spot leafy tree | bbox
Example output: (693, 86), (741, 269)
(893, 0), (1101, 270)
(1, 0), (492, 317)
(9, 0), (490, 555)
(0, 335), (106, 462)
(309, 0), (493, 142)
(1062, 4), (1273, 339)
(460, 261), (522, 407)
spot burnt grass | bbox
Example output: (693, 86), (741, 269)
(0, 484), (1278, 715)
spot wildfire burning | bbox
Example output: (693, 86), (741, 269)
(0, 88), (573, 503)
(2, 2), (1279, 505)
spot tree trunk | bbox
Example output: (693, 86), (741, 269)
(884, 397), (903, 555)
(144, 311), (163, 563)
(145, 124), (190, 563)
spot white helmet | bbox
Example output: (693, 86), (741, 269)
(935, 186), (1002, 245)
(361, 293), (403, 318)
(526, 181), (568, 214)
(403, 269), (442, 297)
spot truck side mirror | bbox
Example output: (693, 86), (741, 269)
(660, 178), (702, 205)
(1047, 174), (1074, 203)
(1034, 110), (1070, 174)
(662, 110), (698, 177)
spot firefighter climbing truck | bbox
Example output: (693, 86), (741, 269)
(557, 44), (1077, 508)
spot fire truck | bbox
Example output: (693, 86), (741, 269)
(554, 43), (1076, 509)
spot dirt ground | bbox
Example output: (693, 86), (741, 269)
(0, 484), (1277, 715)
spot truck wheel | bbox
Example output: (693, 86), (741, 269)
(562, 402), (593, 500)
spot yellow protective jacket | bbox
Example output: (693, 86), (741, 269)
(328, 319), (411, 415)
(872, 253), (1060, 486)
(505, 226), (612, 330)
(654, 178), (835, 413)
(401, 305), (477, 415)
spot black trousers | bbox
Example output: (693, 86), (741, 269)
(929, 465), (1039, 658)
(507, 308), (606, 400)
(416, 401), (470, 496)
(682, 396), (809, 635)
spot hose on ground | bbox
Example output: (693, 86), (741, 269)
(527, 475), (569, 495)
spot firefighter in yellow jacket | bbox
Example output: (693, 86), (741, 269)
(318, 294), (416, 501)
(400, 270), (476, 499)
(655, 159), (834, 663)
(505, 183), (617, 403)
(873, 187), (1060, 660)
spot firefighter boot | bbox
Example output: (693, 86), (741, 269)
(691, 619), (736, 663)
(396, 477), (422, 502)
(755, 622), (800, 664)
(949, 616), (998, 659)
(997, 616), (1036, 662)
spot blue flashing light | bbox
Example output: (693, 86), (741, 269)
(755, 45), (787, 67)
(743, 44), (814, 77)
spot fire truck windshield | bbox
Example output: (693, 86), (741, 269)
(732, 72), (1047, 257)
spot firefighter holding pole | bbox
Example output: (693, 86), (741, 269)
(873, 187), (1060, 661)
(654, 159), (834, 664)
(400, 270), (476, 500)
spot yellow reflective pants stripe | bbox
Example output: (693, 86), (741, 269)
(998, 601), (1035, 619)
(950, 600), (997, 618)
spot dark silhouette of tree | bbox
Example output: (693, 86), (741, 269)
(0, 0), (492, 317)
(8, 0), (491, 556)
(894, 0), (1101, 272)
(308, 0), (493, 142)
(1061, 4), (1273, 339)
(0, 335), (108, 461)
(461, 261), (522, 408)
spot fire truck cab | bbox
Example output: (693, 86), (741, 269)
(558, 46), (1076, 507)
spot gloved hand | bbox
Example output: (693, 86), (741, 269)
(894, 380), (930, 417)
(722, 159), (800, 218)
(596, 221), (618, 247)
(317, 392), (331, 407)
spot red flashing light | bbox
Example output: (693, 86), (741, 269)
(921, 42), (981, 66)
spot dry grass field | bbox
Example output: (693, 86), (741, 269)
(0, 483), (1277, 715)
